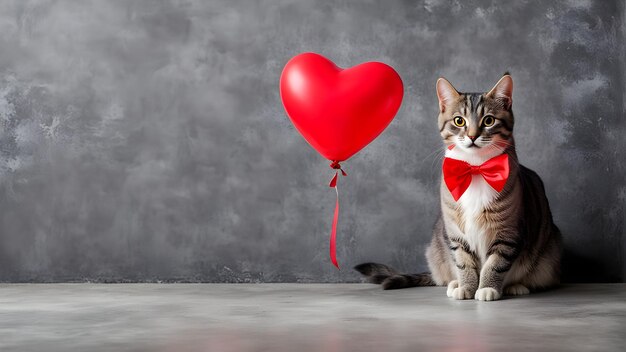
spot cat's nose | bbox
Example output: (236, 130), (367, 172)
(468, 135), (477, 141)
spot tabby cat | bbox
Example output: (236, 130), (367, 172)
(355, 74), (561, 301)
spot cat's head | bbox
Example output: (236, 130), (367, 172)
(436, 75), (514, 154)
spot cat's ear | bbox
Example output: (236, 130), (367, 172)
(487, 75), (513, 109)
(436, 78), (460, 113)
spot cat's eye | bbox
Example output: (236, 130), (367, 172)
(482, 116), (495, 127)
(453, 116), (466, 127)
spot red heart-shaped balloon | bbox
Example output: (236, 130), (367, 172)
(280, 53), (403, 162)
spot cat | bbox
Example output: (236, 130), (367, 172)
(355, 74), (562, 301)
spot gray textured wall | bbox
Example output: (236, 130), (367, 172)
(0, 0), (624, 283)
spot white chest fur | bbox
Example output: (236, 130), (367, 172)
(445, 146), (503, 258)
(458, 175), (498, 258)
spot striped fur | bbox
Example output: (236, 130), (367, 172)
(355, 75), (561, 301)
(354, 263), (435, 289)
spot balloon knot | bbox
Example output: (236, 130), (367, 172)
(329, 161), (347, 177)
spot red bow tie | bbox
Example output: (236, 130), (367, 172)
(443, 154), (510, 201)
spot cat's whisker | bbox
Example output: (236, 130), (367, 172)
(420, 146), (447, 164)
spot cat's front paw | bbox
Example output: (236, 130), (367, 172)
(474, 287), (502, 301)
(446, 280), (459, 297)
(451, 286), (475, 300)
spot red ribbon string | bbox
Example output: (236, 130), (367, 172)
(329, 185), (340, 268)
(328, 161), (347, 269)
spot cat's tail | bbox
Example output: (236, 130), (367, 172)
(354, 262), (436, 290)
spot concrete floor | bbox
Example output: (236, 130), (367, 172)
(0, 284), (624, 352)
